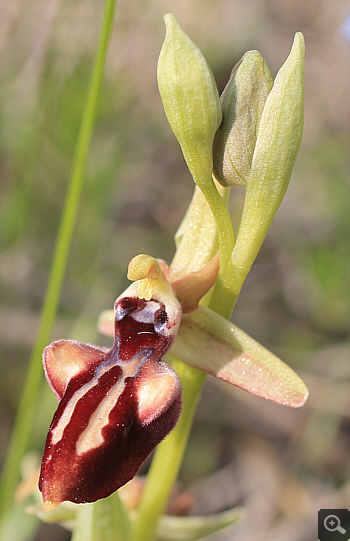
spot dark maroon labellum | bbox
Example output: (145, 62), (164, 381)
(39, 296), (182, 509)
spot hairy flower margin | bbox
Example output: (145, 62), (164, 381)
(38, 13), (308, 513)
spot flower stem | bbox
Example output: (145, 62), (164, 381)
(133, 360), (206, 541)
(197, 178), (236, 318)
(134, 189), (237, 540)
(134, 282), (237, 541)
(0, 0), (118, 530)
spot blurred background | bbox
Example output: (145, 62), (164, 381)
(0, 0), (349, 540)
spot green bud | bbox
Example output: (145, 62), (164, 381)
(213, 51), (274, 187)
(231, 32), (305, 284)
(157, 13), (222, 187)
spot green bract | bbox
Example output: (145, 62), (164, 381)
(29, 497), (244, 541)
(170, 185), (221, 282)
(231, 32), (305, 286)
(157, 13), (222, 188)
(213, 51), (274, 187)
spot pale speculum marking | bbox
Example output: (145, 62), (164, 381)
(76, 355), (147, 456)
(50, 352), (147, 449)
(50, 297), (168, 455)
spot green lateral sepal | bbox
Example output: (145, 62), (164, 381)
(171, 305), (309, 408)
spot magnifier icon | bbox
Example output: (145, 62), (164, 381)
(324, 515), (346, 534)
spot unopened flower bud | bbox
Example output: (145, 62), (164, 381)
(213, 51), (274, 186)
(157, 13), (222, 187)
(231, 32), (305, 284)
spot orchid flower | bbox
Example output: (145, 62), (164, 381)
(39, 256), (182, 510)
(39, 252), (308, 511)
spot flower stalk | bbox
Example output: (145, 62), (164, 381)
(133, 360), (206, 541)
(134, 17), (305, 541)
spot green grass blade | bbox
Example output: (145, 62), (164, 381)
(0, 0), (118, 531)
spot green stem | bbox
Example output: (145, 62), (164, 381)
(197, 177), (236, 318)
(133, 360), (206, 541)
(134, 179), (236, 541)
(0, 0), (117, 529)
(134, 284), (237, 541)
